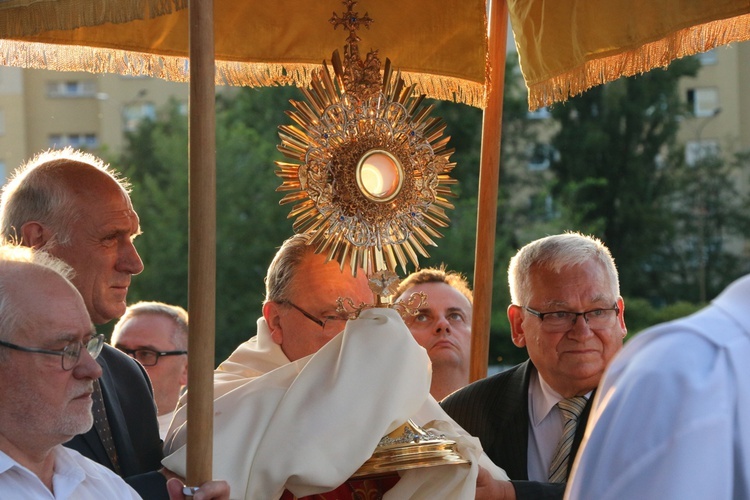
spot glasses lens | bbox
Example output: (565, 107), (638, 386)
(540, 312), (575, 331)
(584, 309), (618, 328)
(86, 335), (104, 360)
(135, 350), (158, 366)
(62, 342), (82, 371)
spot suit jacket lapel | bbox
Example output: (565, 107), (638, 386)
(492, 360), (534, 480)
(98, 350), (139, 476)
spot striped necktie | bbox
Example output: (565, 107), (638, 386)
(547, 396), (587, 483)
(91, 379), (121, 475)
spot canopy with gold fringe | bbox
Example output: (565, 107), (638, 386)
(508, 0), (750, 110)
(0, 0), (186, 37)
(1, 0), (488, 108)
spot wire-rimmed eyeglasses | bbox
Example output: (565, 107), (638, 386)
(115, 347), (188, 367)
(0, 333), (105, 371)
(524, 305), (620, 332)
(283, 301), (350, 335)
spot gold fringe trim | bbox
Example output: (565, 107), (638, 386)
(527, 13), (750, 111)
(0, 0), (187, 38)
(0, 39), (486, 109)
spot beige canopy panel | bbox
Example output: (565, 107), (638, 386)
(507, 0), (750, 110)
(1, 0), (488, 108)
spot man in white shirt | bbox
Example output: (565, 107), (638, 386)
(442, 233), (627, 500)
(0, 245), (229, 500)
(112, 301), (189, 439)
(0, 244), (141, 499)
(164, 234), (508, 499)
(566, 273), (750, 500)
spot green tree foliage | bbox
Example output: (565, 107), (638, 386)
(548, 57), (702, 299)
(117, 88), (299, 359)
(656, 149), (750, 302)
(622, 296), (702, 338)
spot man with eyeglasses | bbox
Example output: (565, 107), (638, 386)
(0, 245), (229, 499)
(394, 266), (473, 401)
(112, 301), (189, 439)
(0, 244), (141, 498)
(442, 232), (627, 500)
(164, 233), (510, 498)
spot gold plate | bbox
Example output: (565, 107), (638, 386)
(352, 419), (470, 479)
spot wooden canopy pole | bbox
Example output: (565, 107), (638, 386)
(470, 0), (508, 382)
(186, 0), (216, 486)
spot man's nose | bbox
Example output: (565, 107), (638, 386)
(117, 239), (144, 275)
(74, 347), (103, 380)
(435, 315), (451, 333)
(568, 313), (593, 337)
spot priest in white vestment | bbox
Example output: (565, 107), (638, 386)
(163, 235), (508, 499)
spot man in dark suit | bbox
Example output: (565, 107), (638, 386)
(442, 233), (627, 500)
(1, 149), (187, 498)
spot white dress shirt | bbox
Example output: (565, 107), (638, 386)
(157, 411), (175, 440)
(527, 370), (590, 481)
(0, 446), (140, 500)
(566, 274), (750, 499)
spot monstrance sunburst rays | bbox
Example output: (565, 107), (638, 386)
(275, 0), (457, 276)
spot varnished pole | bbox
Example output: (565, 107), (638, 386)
(186, 0), (216, 485)
(470, 0), (508, 382)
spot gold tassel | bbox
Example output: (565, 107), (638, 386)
(527, 13), (750, 110)
(0, 39), (487, 109)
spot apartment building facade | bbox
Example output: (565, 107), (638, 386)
(0, 68), (189, 182)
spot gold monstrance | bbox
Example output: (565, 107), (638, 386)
(276, 0), (468, 483)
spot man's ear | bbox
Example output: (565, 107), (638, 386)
(262, 301), (284, 346)
(616, 296), (627, 336)
(178, 362), (189, 387)
(19, 221), (49, 249)
(508, 304), (527, 348)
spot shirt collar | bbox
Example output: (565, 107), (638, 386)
(529, 370), (592, 426)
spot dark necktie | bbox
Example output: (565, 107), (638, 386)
(547, 396), (587, 483)
(91, 379), (121, 475)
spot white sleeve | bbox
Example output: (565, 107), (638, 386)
(566, 330), (735, 500)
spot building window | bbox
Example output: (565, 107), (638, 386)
(685, 140), (720, 166)
(48, 133), (99, 149)
(46, 80), (97, 98)
(122, 102), (156, 132)
(686, 87), (719, 117)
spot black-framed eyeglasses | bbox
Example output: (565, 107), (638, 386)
(282, 301), (350, 335)
(115, 346), (188, 367)
(0, 333), (104, 371)
(524, 305), (620, 332)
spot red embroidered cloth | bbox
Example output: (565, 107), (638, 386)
(280, 474), (400, 500)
